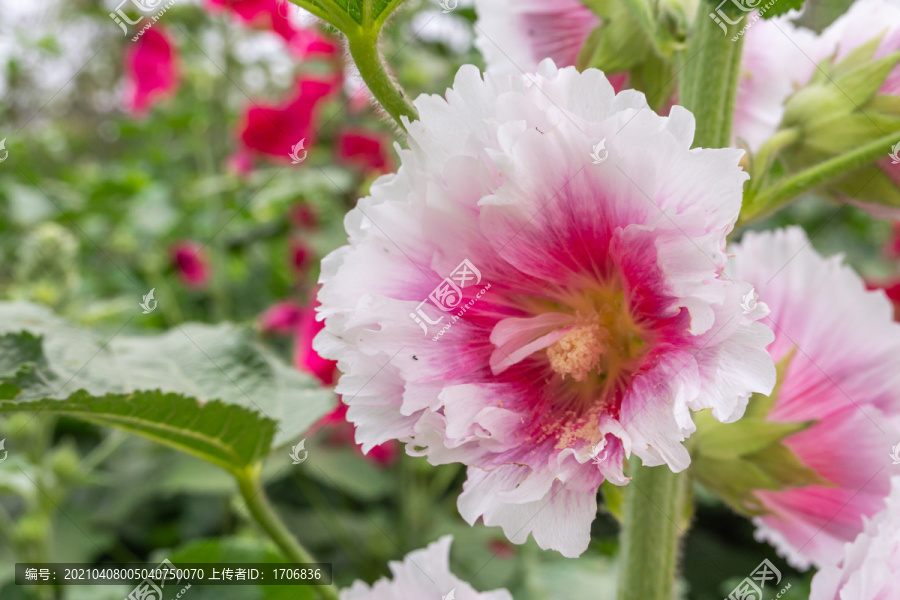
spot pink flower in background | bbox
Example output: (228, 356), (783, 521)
(171, 241), (210, 288)
(336, 129), (394, 174)
(810, 477), (900, 599)
(207, 0), (337, 58)
(290, 203), (318, 229)
(261, 301), (336, 384)
(124, 27), (180, 115)
(238, 76), (338, 162)
(732, 17), (816, 151)
(340, 536), (512, 600)
(315, 61), (775, 557)
(473, 0), (599, 74)
(289, 239), (313, 273)
(729, 227), (900, 569)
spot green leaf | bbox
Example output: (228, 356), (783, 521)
(601, 480), (626, 523)
(691, 417), (812, 458)
(762, 0), (805, 19)
(0, 391), (276, 473)
(0, 302), (335, 447)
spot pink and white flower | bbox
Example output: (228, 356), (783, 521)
(810, 477), (900, 599)
(315, 60), (775, 556)
(340, 536), (512, 600)
(728, 227), (900, 569)
(473, 0), (599, 74)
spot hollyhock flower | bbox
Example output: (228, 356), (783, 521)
(340, 536), (512, 600)
(290, 203), (318, 228)
(289, 239), (313, 273)
(727, 227), (900, 569)
(260, 301), (336, 384)
(336, 129), (395, 174)
(171, 241), (210, 288)
(810, 477), (900, 599)
(123, 27), (179, 115)
(238, 76), (338, 162)
(732, 17), (816, 151)
(315, 61), (775, 556)
(473, 0), (599, 74)
(207, 0), (337, 58)
(261, 302), (398, 464)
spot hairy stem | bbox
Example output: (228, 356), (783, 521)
(346, 31), (419, 130)
(235, 467), (340, 600)
(617, 459), (691, 600)
(679, 9), (744, 148)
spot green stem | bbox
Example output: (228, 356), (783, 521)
(747, 128), (801, 194)
(679, 10), (744, 148)
(617, 459), (691, 600)
(739, 130), (900, 225)
(346, 31), (418, 130)
(235, 467), (340, 600)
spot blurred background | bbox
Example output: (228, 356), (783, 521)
(0, 0), (891, 598)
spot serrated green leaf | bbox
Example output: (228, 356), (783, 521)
(0, 391), (276, 472)
(0, 302), (335, 447)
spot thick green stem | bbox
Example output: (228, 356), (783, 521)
(679, 10), (744, 148)
(347, 32), (418, 130)
(617, 459), (691, 600)
(739, 130), (900, 225)
(235, 467), (340, 600)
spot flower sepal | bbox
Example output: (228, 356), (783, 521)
(688, 351), (830, 516)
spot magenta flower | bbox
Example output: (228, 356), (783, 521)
(340, 536), (512, 600)
(123, 27), (179, 115)
(335, 129), (395, 174)
(473, 0), (599, 74)
(315, 61), (775, 556)
(810, 476), (900, 599)
(728, 227), (900, 569)
(171, 241), (210, 289)
(238, 76), (338, 163)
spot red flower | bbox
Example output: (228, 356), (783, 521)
(336, 129), (394, 174)
(171, 241), (210, 288)
(289, 239), (313, 273)
(124, 27), (179, 115)
(238, 76), (338, 162)
(290, 204), (318, 228)
(260, 301), (335, 384)
(207, 0), (338, 58)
